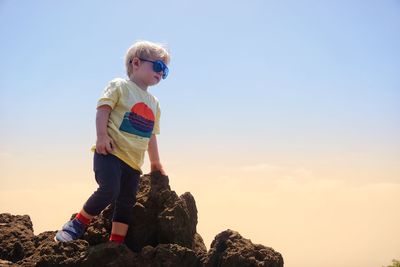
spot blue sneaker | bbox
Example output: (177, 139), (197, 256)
(55, 218), (86, 242)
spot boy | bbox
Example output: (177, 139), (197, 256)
(55, 41), (170, 244)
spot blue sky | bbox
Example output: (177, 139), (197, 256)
(1, 1), (400, 266)
(1, 1), (399, 158)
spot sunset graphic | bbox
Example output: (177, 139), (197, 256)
(120, 102), (155, 138)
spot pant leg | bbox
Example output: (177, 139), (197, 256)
(112, 160), (140, 225)
(83, 152), (122, 216)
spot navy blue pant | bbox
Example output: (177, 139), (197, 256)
(83, 152), (140, 225)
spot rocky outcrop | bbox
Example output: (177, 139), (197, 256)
(0, 171), (284, 266)
(0, 214), (35, 262)
(81, 172), (206, 257)
(204, 230), (284, 267)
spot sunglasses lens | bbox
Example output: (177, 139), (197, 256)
(162, 67), (169, 79)
(153, 61), (163, 72)
(152, 60), (168, 79)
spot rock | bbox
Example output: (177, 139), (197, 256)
(204, 229), (284, 267)
(86, 171), (206, 255)
(85, 242), (136, 267)
(19, 238), (89, 266)
(135, 244), (200, 267)
(0, 172), (284, 266)
(0, 259), (15, 266)
(82, 210), (111, 246)
(193, 233), (208, 259)
(0, 213), (35, 262)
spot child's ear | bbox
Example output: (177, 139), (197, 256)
(131, 57), (141, 67)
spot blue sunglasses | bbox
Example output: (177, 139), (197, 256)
(139, 58), (169, 79)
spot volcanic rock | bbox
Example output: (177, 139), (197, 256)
(0, 171), (284, 266)
(204, 229), (284, 267)
(0, 213), (35, 262)
(81, 171), (206, 256)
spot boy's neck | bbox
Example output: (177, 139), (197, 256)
(129, 76), (148, 91)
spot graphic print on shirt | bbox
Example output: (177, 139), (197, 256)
(119, 102), (155, 138)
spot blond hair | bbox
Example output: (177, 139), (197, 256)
(125, 40), (170, 78)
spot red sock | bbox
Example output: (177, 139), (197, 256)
(109, 234), (125, 244)
(75, 212), (91, 226)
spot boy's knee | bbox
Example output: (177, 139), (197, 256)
(109, 187), (120, 201)
(98, 185), (120, 202)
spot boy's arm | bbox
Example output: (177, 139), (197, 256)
(95, 105), (114, 155)
(148, 134), (166, 175)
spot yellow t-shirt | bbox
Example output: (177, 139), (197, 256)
(92, 78), (161, 173)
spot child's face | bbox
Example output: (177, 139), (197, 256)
(131, 56), (168, 87)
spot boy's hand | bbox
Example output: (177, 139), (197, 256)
(96, 134), (114, 155)
(151, 161), (166, 176)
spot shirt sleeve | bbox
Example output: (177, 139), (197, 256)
(152, 102), (161, 135)
(97, 79), (121, 109)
